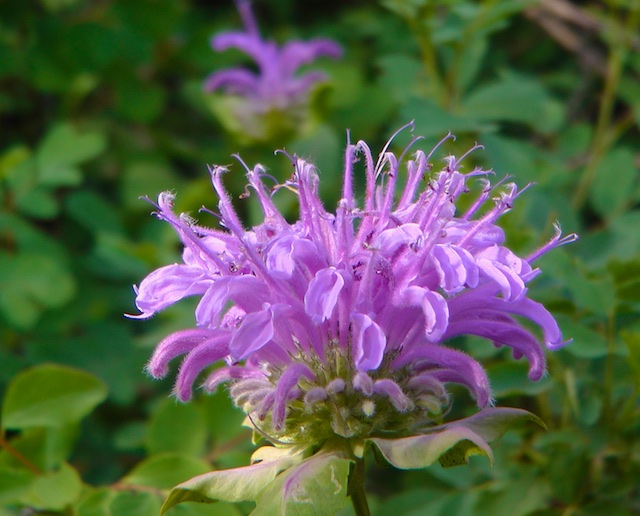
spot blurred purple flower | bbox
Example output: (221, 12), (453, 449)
(131, 124), (576, 441)
(204, 0), (342, 114)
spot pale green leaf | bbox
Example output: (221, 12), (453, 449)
(160, 446), (305, 513)
(369, 426), (493, 469)
(1, 364), (107, 430)
(147, 399), (207, 456)
(0, 466), (35, 505)
(252, 452), (352, 516)
(22, 462), (82, 510)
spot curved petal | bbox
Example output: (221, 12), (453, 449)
(272, 363), (315, 430)
(175, 335), (231, 401)
(304, 267), (345, 323)
(133, 264), (210, 318)
(204, 68), (259, 95)
(278, 39), (342, 77)
(146, 328), (213, 378)
(432, 244), (478, 293)
(230, 307), (275, 360)
(352, 313), (386, 371)
(195, 275), (269, 328)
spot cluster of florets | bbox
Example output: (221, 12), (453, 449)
(204, 0), (341, 143)
(131, 126), (576, 444)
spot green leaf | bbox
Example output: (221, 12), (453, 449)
(147, 399), (207, 456)
(123, 454), (211, 490)
(488, 361), (553, 398)
(0, 466), (35, 505)
(0, 426), (79, 472)
(74, 487), (116, 516)
(591, 147), (638, 218)
(620, 331), (640, 389)
(0, 252), (76, 328)
(462, 72), (563, 132)
(160, 446), (305, 513)
(370, 426), (493, 469)
(22, 462), (82, 510)
(110, 491), (162, 516)
(554, 315), (610, 358)
(401, 98), (487, 138)
(36, 123), (106, 186)
(1, 364), (107, 430)
(252, 451), (352, 516)
(65, 190), (124, 235)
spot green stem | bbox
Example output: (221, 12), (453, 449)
(348, 457), (370, 516)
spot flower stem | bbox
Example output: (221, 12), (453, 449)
(348, 457), (370, 516)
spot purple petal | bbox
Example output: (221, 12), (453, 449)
(203, 366), (265, 393)
(147, 328), (213, 378)
(175, 335), (231, 401)
(204, 68), (259, 95)
(132, 264), (210, 318)
(229, 307), (275, 360)
(432, 244), (478, 293)
(195, 276), (269, 328)
(352, 313), (386, 371)
(476, 258), (526, 301)
(272, 363), (315, 430)
(391, 345), (491, 407)
(401, 287), (450, 341)
(304, 267), (345, 323)
(373, 379), (412, 412)
(445, 315), (546, 380)
(376, 223), (423, 257)
(278, 39), (343, 77)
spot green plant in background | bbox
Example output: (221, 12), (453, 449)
(1, 0), (640, 514)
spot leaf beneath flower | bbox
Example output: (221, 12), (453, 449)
(369, 407), (545, 469)
(370, 426), (493, 469)
(160, 446), (304, 514)
(252, 451), (352, 516)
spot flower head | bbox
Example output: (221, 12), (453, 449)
(132, 124), (576, 446)
(204, 0), (342, 143)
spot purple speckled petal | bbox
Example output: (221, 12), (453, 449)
(230, 307), (275, 360)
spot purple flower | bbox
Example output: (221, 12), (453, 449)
(132, 124), (576, 442)
(204, 0), (342, 142)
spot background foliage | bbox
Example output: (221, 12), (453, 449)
(1, 0), (639, 514)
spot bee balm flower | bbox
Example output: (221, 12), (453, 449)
(204, 0), (342, 143)
(132, 124), (576, 449)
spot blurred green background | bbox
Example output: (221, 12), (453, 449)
(1, 0), (639, 514)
